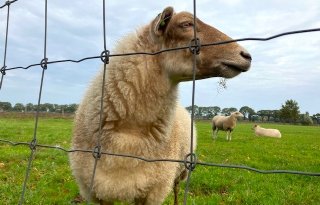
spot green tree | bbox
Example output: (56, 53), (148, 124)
(65, 103), (78, 113)
(279, 99), (300, 123)
(312, 113), (320, 124)
(204, 107), (215, 119)
(186, 105), (203, 119)
(42, 103), (55, 112)
(25, 103), (34, 112)
(199, 107), (211, 119)
(186, 106), (220, 119)
(212, 106), (221, 116)
(300, 112), (313, 125)
(221, 108), (229, 115)
(186, 105), (198, 117)
(37, 104), (48, 112)
(221, 107), (237, 116)
(204, 106), (221, 119)
(229, 107), (237, 113)
(257, 110), (276, 121)
(239, 106), (255, 120)
(0, 101), (12, 111)
(13, 103), (25, 112)
(273, 110), (280, 122)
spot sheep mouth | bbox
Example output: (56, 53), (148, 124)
(175, 61), (250, 82)
(221, 62), (249, 73)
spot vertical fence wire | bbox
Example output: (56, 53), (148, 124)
(0, 1), (11, 90)
(183, 0), (198, 204)
(18, 0), (48, 204)
(87, 0), (108, 203)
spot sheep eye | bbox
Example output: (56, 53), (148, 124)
(180, 22), (193, 28)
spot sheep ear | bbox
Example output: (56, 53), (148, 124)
(153, 7), (174, 36)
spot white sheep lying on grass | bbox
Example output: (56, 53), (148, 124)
(252, 124), (282, 138)
(212, 111), (244, 141)
(70, 6), (251, 205)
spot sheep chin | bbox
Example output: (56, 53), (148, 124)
(216, 64), (242, 79)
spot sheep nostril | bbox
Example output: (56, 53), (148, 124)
(240, 51), (252, 61)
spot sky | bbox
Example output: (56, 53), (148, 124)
(0, 0), (319, 114)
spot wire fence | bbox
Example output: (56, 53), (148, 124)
(1, 0), (320, 204)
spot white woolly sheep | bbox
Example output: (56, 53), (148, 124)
(212, 111), (244, 141)
(70, 6), (251, 205)
(252, 124), (282, 138)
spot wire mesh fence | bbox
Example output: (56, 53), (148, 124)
(1, 0), (320, 204)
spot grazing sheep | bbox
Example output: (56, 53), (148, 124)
(252, 124), (282, 138)
(70, 6), (251, 205)
(212, 111), (244, 141)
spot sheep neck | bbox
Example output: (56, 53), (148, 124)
(229, 115), (238, 123)
(102, 26), (179, 135)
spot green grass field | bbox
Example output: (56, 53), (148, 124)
(0, 115), (319, 204)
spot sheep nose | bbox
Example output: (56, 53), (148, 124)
(240, 51), (252, 61)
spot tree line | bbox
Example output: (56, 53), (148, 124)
(0, 102), (78, 114)
(186, 99), (320, 125)
(1, 99), (319, 125)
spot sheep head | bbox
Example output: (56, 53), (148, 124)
(252, 124), (259, 130)
(231, 111), (244, 119)
(151, 7), (251, 82)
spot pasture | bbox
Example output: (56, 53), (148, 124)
(0, 115), (319, 204)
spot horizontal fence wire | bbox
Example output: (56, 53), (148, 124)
(1, 28), (320, 72)
(1, 0), (320, 204)
(1, 139), (320, 177)
(0, 0), (17, 9)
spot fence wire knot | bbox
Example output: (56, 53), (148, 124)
(92, 145), (102, 159)
(40, 58), (48, 69)
(29, 139), (37, 151)
(0, 66), (6, 75)
(100, 50), (110, 64)
(189, 38), (201, 55)
(184, 152), (197, 171)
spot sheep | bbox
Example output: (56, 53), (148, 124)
(69, 6), (251, 205)
(212, 111), (244, 141)
(252, 124), (282, 138)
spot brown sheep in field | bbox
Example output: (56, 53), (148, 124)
(70, 6), (251, 205)
(212, 111), (244, 141)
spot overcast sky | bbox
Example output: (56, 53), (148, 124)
(0, 0), (319, 114)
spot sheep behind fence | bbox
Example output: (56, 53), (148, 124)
(1, 0), (320, 204)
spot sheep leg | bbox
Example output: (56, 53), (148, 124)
(100, 200), (114, 205)
(229, 130), (232, 141)
(134, 198), (146, 205)
(142, 182), (171, 205)
(173, 169), (187, 205)
(173, 179), (180, 205)
(211, 128), (215, 139)
(213, 128), (218, 140)
(226, 130), (229, 141)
